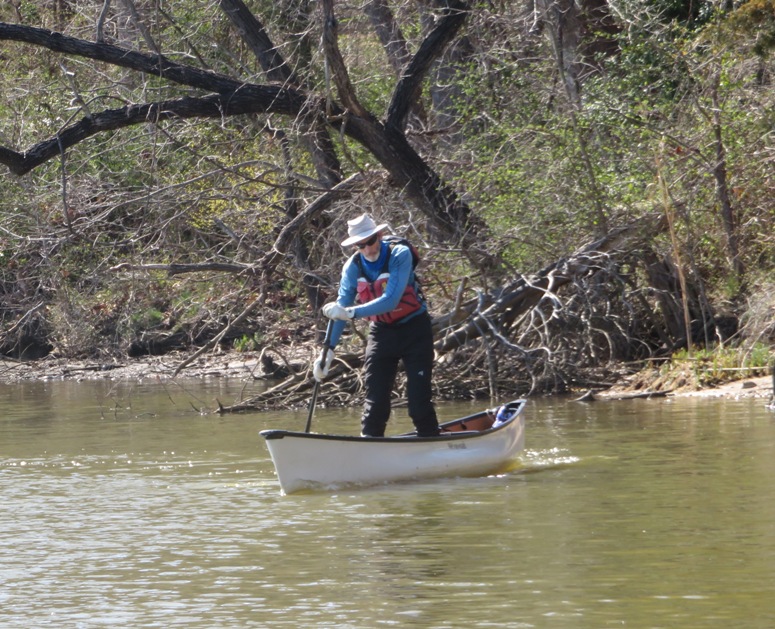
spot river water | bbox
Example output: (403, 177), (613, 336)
(2, 378), (774, 628)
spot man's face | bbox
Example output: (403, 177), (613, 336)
(355, 232), (381, 262)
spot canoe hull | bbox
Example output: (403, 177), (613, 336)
(260, 400), (526, 494)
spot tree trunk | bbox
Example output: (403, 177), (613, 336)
(710, 72), (743, 278)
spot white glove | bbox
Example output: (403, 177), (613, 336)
(313, 349), (334, 382)
(322, 302), (354, 320)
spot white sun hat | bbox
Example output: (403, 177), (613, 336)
(340, 213), (389, 247)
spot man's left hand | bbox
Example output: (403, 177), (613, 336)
(322, 302), (354, 320)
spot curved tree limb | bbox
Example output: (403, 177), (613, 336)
(365, 0), (428, 129)
(0, 89), (312, 176)
(387, 0), (469, 131)
(0, 22), (241, 92)
(262, 172), (367, 266)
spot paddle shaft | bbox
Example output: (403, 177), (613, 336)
(305, 321), (334, 433)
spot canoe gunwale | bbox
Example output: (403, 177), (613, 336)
(261, 427), (499, 442)
(260, 399), (526, 443)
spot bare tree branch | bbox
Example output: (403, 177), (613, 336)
(387, 0), (469, 131)
(320, 0), (372, 119)
(219, 0), (342, 187)
(219, 0), (296, 85)
(364, 0), (412, 74)
(262, 171), (367, 267)
(0, 23), (239, 92)
(110, 262), (257, 276)
(174, 294), (264, 376)
(119, 0), (161, 54)
(0, 89), (312, 175)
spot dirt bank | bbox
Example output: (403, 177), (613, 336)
(0, 352), (277, 385)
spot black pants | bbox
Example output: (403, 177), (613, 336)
(361, 311), (439, 437)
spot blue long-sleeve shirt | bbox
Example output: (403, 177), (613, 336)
(328, 240), (424, 348)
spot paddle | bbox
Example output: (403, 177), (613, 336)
(305, 320), (334, 433)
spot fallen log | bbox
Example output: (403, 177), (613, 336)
(599, 389), (672, 400)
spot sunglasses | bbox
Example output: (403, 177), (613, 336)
(356, 234), (379, 249)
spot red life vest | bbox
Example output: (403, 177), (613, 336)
(353, 237), (424, 325)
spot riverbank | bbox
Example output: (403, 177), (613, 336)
(597, 372), (774, 402)
(0, 352), (272, 384)
(2, 351), (773, 405)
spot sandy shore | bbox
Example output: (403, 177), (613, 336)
(675, 375), (773, 398)
(596, 373), (774, 402)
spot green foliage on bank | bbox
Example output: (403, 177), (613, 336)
(668, 342), (772, 387)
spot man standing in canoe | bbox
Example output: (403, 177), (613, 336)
(314, 213), (440, 438)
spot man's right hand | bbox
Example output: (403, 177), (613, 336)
(322, 302), (354, 320)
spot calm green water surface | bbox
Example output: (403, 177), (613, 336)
(1, 379), (774, 628)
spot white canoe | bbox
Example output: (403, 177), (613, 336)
(260, 399), (526, 494)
